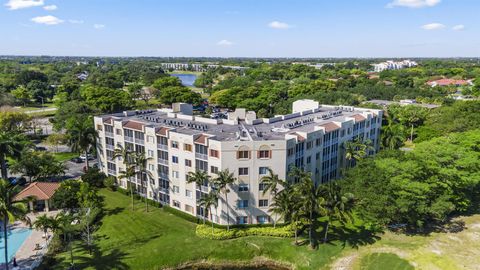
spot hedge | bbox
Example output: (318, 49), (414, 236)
(195, 224), (295, 240)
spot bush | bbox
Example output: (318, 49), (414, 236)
(81, 168), (106, 188)
(195, 224), (295, 240)
(104, 176), (116, 191)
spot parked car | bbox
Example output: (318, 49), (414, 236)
(8, 176), (27, 186)
(70, 157), (83, 163)
(35, 146), (47, 151)
(79, 154), (95, 161)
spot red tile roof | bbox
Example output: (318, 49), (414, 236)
(318, 122), (340, 132)
(103, 117), (113, 125)
(194, 134), (208, 144)
(289, 132), (306, 142)
(427, 79), (470, 86)
(156, 127), (169, 136)
(351, 114), (366, 122)
(123, 121), (144, 131)
(15, 182), (60, 201)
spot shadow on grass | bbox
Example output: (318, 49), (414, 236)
(70, 243), (130, 270)
(324, 224), (383, 249)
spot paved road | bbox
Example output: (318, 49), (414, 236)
(24, 107), (57, 114)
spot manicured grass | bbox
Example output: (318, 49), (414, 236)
(44, 190), (348, 270)
(53, 152), (78, 162)
(359, 253), (414, 270)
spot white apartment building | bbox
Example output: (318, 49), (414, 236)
(372, 60), (418, 72)
(94, 100), (383, 225)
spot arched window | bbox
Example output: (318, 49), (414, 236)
(257, 145), (272, 159)
(237, 146), (251, 159)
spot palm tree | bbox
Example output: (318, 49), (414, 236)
(33, 214), (55, 246)
(212, 169), (235, 230)
(343, 139), (367, 167)
(381, 119), (406, 150)
(118, 165), (137, 211)
(67, 118), (97, 169)
(0, 132), (30, 179)
(261, 168), (287, 227)
(134, 153), (154, 212)
(0, 180), (30, 270)
(187, 170), (211, 218)
(198, 191), (219, 234)
(320, 182), (355, 243)
(113, 144), (136, 210)
(293, 169), (324, 248)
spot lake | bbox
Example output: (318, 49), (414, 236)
(170, 74), (197, 87)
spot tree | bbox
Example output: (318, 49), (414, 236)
(198, 191), (219, 234)
(80, 207), (100, 255)
(33, 214), (55, 246)
(52, 180), (83, 211)
(10, 150), (66, 182)
(118, 165), (137, 211)
(320, 182), (355, 243)
(212, 169), (236, 230)
(0, 110), (31, 133)
(157, 86), (202, 105)
(133, 153), (154, 212)
(398, 105), (428, 141)
(113, 144), (137, 210)
(0, 180), (30, 270)
(381, 119), (406, 150)
(45, 133), (67, 153)
(80, 85), (133, 113)
(67, 117), (96, 169)
(11, 86), (32, 106)
(152, 76), (183, 90)
(187, 170), (211, 220)
(260, 168), (287, 227)
(81, 167), (107, 188)
(0, 132), (30, 179)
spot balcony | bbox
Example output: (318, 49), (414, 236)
(106, 144), (114, 150)
(157, 144), (168, 151)
(159, 172), (169, 179)
(135, 139), (144, 145)
(196, 185), (209, 193)
(195, 152), (208, 160)
(157, 158), (168, 166)
(105, 131), (114, 138)
(125, 136), (134, 143)
(108, 169), (116, 175)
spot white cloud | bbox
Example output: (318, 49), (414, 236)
(387, 0), (440, 8)
(421, 23), (445, 30)
(268, 21), (291, 30)
(69, 19), (84, 24)
(93, 24), (105, 29)
(452, 24), (465, 31)
(217, 40), (234, 46)
(43, 4), (57, 10)
(31, 15), (63, 25)
(5, 0), (44, 10)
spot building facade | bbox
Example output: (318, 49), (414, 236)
(94, 100), (383, 225)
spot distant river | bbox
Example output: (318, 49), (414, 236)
(170, 74), (197, 87)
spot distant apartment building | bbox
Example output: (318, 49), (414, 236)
(372, 60), (418, 73)
(159, 63), (248, 72)
(94, 100), (383, 225)
(427, 78), (473, 87)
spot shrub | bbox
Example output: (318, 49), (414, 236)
(195, 224), (295, 240)
(104, 176), (116, 191)
(81, 167), (106, 188)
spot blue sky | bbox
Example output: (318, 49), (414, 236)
(0, 0), (479, 57)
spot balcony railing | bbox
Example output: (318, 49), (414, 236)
(135, 139), (144, 145)
(157, 144), (168, 151)
(159, 172), (169, 179)
(125, 136), (134, 143)
(157, 158), (168, 165)
(195, 153), (208, 160)
(108, 169), (116, 175)
(106, 144), (114, 150)
(105, 131), (114, 138)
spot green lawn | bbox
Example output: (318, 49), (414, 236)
(45, 190), (349, 270)
(359, 253), (414, 270)
(53, 152), (78, 162)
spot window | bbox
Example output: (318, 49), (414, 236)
(316, 138), (322, 146)
(184, 143), (192, 152)
(307, 156), (311, 164)
(238, 167), (249, 176)
(238, 184), (249, 192)
(306, 141), (313, 149)
(172, 185), (180, 194)
(186, 189), (192, 198)
(173, 200), (180, 208)
(258, 150), (270, 159)
(237, 216), (248, 224)
(210, 149), (219, 158)
(195, 159), (208, 172)
(172, 156), (179, 164)
(185, 159), (192, 167)
(158, 150), (168, 161)
(148, 164), (155, 171)
(171, 141), (179, 148)
(237, 150), (250, 159)
(147, 135), (154, 143)
(259, 167), (269, 175)
(259, 183), (267, 191)
(257, 216), (270, 224)
(172, 170), (179, 179)
(116, 129), (122, 135)
(147, 150), (154, 158)
(237, 200), (248, 209)
(259, 199), (268, 207)
(287, 148), (294, 156)
(210, 166), (219, 174)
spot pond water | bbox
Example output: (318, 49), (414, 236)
(170, 74), (197, 87)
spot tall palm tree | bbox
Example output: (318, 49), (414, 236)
(134, 153), (154, 212)
(212, 169), (235, 230)
(320, 182), (355, 243)
(343, 139), (367, 167)
(0, 132), (30, 179)
(0, 180), (30, 270)
(198, 191), (219, 235)
(33, 214), (55, 246)
(118, 165), (137, 210)
(261, 168), (287, 227)
(187, 170), (211, 219)
(113, 144), (136, 210)
(67, 118), (97, 169)
(381, 119), (406, 150)
(293, 169), (324, 249)
(269, 188), (295, 225)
